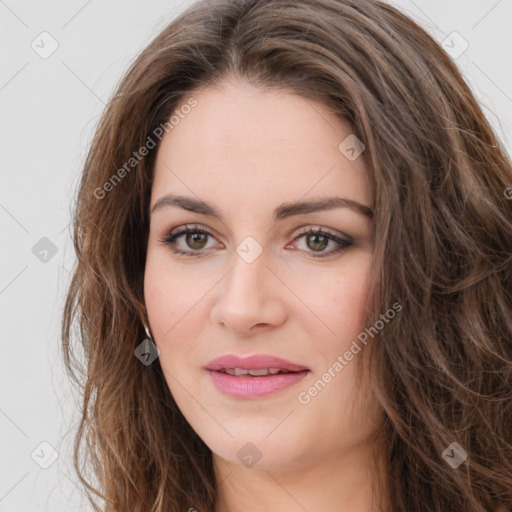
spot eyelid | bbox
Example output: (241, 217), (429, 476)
(168, 223), (218, 239)
(292, 224), (352, 241)
(162, 223), (350, 242)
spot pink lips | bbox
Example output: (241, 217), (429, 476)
(205, 354), (310, 399)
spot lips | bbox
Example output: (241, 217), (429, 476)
(205, 354), (310, 398)
(205, 354), (309, 373)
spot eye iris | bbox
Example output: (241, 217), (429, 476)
(186, 232), (207, 250)
(307, 233), (328, 252)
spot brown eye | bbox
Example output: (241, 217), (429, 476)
(305, 233), (329, 252)
(185, 232), (208, 250)
(158, 225), (218, 257)
(289, 228), (353, 258)
(158, 225), (353, 259)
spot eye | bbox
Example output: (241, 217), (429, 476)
(286, 226), (353, 258)
(157, 223), (220, 257)
(157, 224), (353, 258)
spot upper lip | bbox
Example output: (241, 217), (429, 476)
(205, 354), (309, 372)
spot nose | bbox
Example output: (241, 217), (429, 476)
(210, 247), (287, 336)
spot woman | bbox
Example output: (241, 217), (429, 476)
(61, 0), (512, 510)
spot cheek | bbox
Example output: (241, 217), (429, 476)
(298, 258), (372, 351)
(144, 254), (170, 333)
(143, 251), (209, 367)
(333, 276), (369, 331)
(143, 261), (199, 405)
(144, 252), (184, 357)
(144, 250), (192, 329)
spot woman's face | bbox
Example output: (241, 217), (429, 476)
(144, 79), (381, 470)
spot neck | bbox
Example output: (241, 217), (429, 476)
(213, 436), (389, 512)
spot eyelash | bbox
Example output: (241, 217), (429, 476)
(157, 223), (353, 259)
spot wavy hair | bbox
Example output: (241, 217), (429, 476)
(61, 0), (512, 510)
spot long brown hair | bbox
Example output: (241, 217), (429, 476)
(61, 0), (512, 510)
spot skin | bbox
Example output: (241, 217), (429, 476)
(144, 77), (388, 511)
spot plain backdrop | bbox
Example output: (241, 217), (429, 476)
(1, 0), (511, 510)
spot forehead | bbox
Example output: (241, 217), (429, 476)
(151, 81), (371, 211)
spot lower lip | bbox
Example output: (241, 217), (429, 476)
(206, 369), (310, 398)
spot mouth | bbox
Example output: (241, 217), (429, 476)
(217, 367), (298, 376)
(205, 354), (310, 398)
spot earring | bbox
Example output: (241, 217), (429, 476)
(142, 317), (152, 341)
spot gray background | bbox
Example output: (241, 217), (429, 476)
(1, 1), (511, 510)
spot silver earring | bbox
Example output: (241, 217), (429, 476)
(142, 318), (152, 340)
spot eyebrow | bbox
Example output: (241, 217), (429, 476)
(150, 194), (373, 221)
